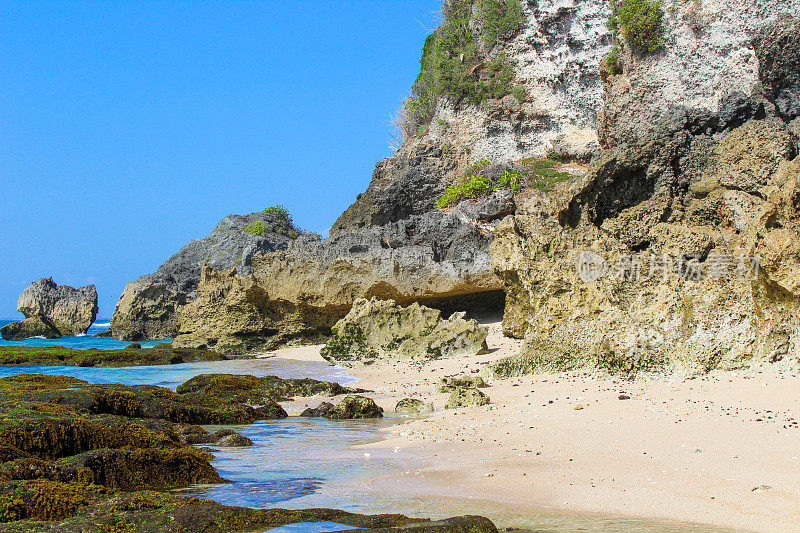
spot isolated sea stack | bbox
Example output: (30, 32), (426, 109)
(0, 278), (98, 340)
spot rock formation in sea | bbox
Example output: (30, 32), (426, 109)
(0, 278), (98, 340)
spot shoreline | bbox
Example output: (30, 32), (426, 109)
(268, 320), (800, 533)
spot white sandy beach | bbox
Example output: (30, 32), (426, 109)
(264, 320), (800, 533)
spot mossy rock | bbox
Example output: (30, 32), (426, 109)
(327, 395), (383, 420)
(0, 346), (224, 368)
(444, 388), (490, 409)
(175, 374), (360, 403)
(437, 375), (487, 393)
(300, 402), (334, 417)
(394, 398), (434, 414)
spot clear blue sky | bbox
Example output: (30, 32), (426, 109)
(0, 0), (441, 319)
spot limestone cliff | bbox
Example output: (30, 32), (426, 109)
(110, 209), (302, 341)
(491, 7), (800, 376)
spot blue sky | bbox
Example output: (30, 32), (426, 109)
(0, 0), (441, 318)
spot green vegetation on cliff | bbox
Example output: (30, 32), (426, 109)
(435, 157), (571, 208)
(242, 205), (301, 239)
(404, 0), (525, 129)
(606, 0), (666, 74)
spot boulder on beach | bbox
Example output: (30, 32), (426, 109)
(438, 375), (487, 393)
(444, 388), (490, 409)
(302, 396), (383, 419)
(320, 297), (489, 367)
(395, 398), (434, 414)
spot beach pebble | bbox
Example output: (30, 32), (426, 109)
(618, 394), (631, 400)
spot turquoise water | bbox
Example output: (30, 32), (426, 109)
(0, 318), (168, 348)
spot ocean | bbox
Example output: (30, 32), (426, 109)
(0, 318), (168, 349)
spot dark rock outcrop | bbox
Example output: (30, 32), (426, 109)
(175, 373), (359, 403)
(110, 210), (307, 341)
(0, 345), (223, 367)
(754, 15), (800, 120)
(1, 278), (98, 340)
(302, 396), (383, 419)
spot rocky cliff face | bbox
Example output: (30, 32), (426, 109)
(491, 8), (800, 376)
(174, 210), (504, 353)
(110, 210), (300, 341)
(1, 278), (98, 339)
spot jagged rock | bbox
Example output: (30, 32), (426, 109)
(754, 15), (800, 120)
(714, 119), (795, 193)
(444, 388), (490, 409)
(0, 316), (61, 341)
(597, 1), (796, 148)
(438, 375), (487, 393)
(394, 398), (434, 414)
(211, 431), (253, 447)
(7, 278), (98, 338)
(110, 210), (306, 341)
(320, 298), (488, 367)
(327, 395), (383, 420)
(476, 189), (516, 222)
(300, 402), (334, 417)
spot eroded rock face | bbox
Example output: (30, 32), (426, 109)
(492, 114), (800, 376)
(110, 211), (302, 341)
(8, 278), (98, 337)
(0, 316), (62, 341)
(754, 15), (800, 120)
(597, 1), (799, 149)
(320, 297), (488, 367)
(171, 265), (331, 354)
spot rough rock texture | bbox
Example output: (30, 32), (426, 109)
(438, 375), (488, 393)
(327, 395), (384, 420)
(597, 0), (800, 148)
(173, 211), (503, 352)
(110, 210), (305, 341)
(320, 298), (488, 367)
(0, 317), (61, 341)
(444, 388), (490, 409)
(395, 398), (434, 414)
(6, 278), (98, 338)
(174, 373), (359, 403)
(754, 15), (800, 120)
(171, 265), (330, 354)
(492, 41), (800, 376)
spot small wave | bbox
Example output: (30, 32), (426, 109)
(76, 333), (87, 337)
(29, 336), (46, 340)
(93, 322), (111, 328)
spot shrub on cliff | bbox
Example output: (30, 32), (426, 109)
(402, 0), (526, 133)
(608, 0), (665, 54)
(242, 205), (301, 239)
(605, 0), (665, 75)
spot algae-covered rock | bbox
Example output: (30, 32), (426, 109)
(14, 278), (98, 336)
(300, 402), (334, 417)
(0, 482), (499, 532)
(321, 298), (488, 367)
(175, 373), (358, 403)
(715, 119), (794, 193)
(0, 345), (223, 367)
(438, 376), (487, 393)
(444, 388), (490, 410)
(394, 398), (434, 414)
(327, 395), (383, 420)
(0, 316), (62, 341)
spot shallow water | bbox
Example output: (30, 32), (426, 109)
(0, 356), (739, 532)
